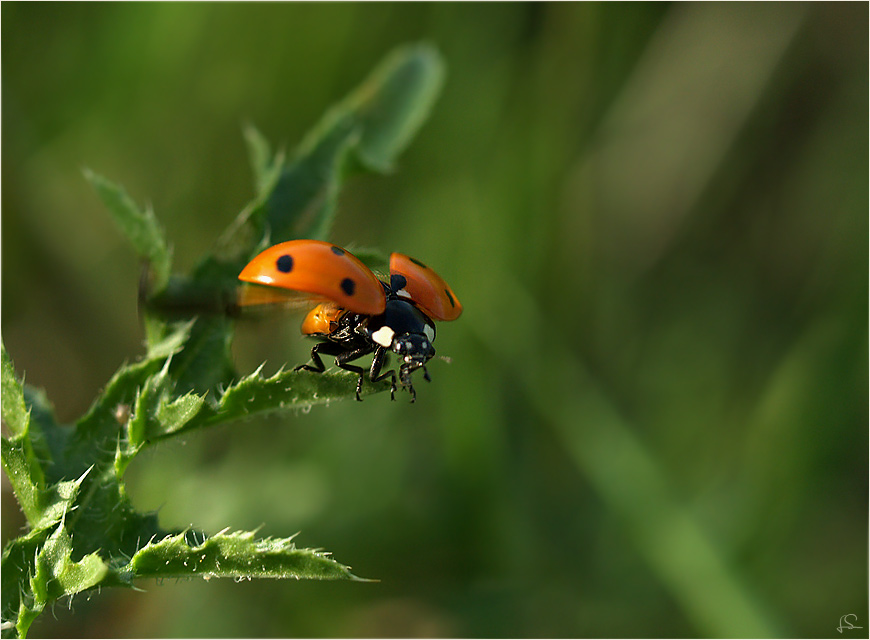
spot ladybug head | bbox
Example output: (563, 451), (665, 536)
(392, 333), (435, 366)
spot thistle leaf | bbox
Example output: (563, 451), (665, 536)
(83, 169), (172, 294)
(125, 529), (362, 582)
(1, 343), (29, 437)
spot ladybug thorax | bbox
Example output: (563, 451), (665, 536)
(367, 299), (436, 363)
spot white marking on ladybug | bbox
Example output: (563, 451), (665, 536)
(396, 288), (412, 300)
(371, 325), (395, 347)
(423, 324), (435, 343)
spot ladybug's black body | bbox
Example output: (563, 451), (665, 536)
(295, 282), (437, 402)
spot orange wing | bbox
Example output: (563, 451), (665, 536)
(238, 240), (386, 315)
(389, 253), (462, 321)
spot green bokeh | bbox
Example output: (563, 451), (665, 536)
(2, 3), (866, 638)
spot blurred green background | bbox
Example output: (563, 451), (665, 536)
(2, 3), (867, 638)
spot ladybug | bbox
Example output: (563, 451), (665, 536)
(238, 240), (462, 402)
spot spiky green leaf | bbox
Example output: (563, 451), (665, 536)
(1, 343), (28, 437)
(124, 529), (361, 582)
(30, 521), (108, 606)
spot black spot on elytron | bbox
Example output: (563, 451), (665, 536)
(330, 245), (346, 256)
(276, 254), (294, 273)
(391, 274), (407, 292)
(409, 257), (428, 269)
(445, 289), (456, 307)
(340, 277), (355, 296)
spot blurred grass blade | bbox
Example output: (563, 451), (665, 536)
(584, 4), (807, 273)
(83, 169), (172, 294)
(471, 269), (782, 637)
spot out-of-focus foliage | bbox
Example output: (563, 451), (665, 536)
(2, 3), (866, 638)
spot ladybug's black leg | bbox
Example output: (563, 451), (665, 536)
(334, 345), (376, 401)
(369, 346), (397, 401)
(398, 363), (419, 403)
(294, 341), (345, 373)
